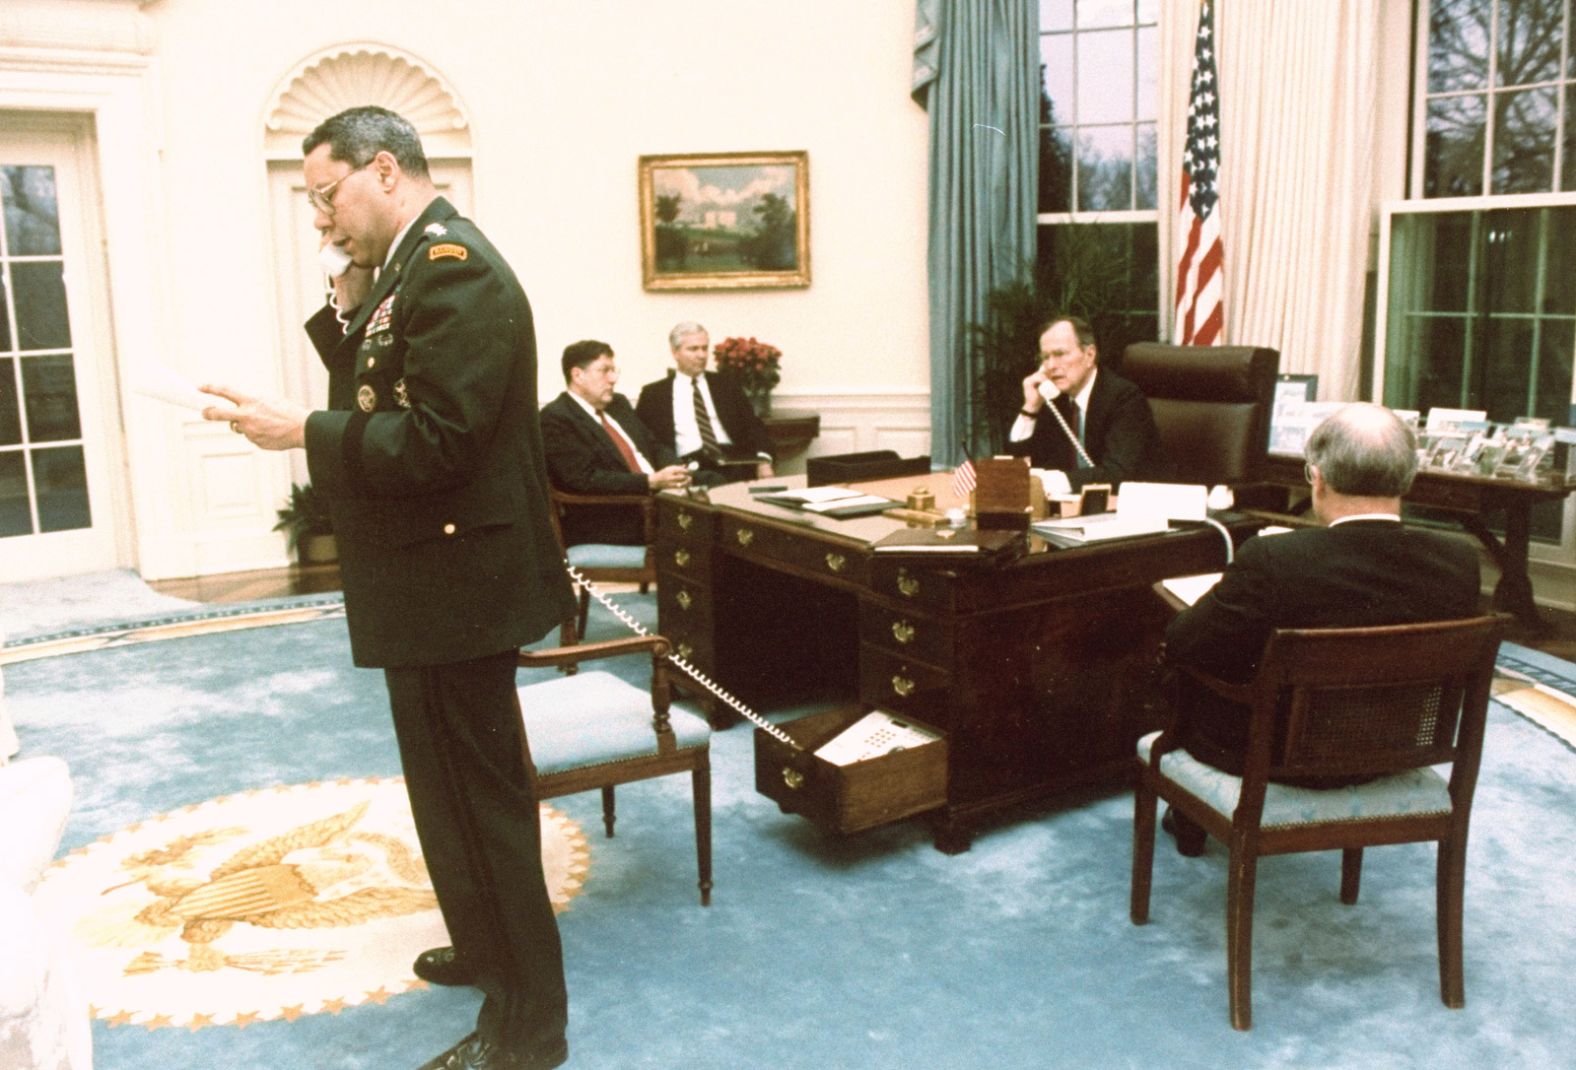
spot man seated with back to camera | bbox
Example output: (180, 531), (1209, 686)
(1006, 315), (1169, 492)
(1157, 402), (1482, 855)
(540, 339), (701, 548)
(635, 321), (774, 483)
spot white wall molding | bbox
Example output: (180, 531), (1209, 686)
(774, 390), (932, 473)
(0, 0), (155, 57)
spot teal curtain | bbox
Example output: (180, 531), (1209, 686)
(913, 0), (1038, 466)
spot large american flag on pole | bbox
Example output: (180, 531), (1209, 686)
(1173, 0), (1224, 346)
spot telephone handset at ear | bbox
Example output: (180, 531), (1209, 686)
(319, 243), (354, 278)
(1037, 379), (1062, 403)
(1035, 378), (1094, 467)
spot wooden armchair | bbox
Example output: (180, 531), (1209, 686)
(547, 486), (657, 644)
(1131, 615), (1504, 1030)
(517, 634), (712, 905)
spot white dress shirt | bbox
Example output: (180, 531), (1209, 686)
(1009, 368), (1098, 446)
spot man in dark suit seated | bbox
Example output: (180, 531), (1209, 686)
(540, 339), (693, 546)
(1006, 315), (1169, 491)
(1159, 402), (1482, 854)
(635, 321), (775, 483)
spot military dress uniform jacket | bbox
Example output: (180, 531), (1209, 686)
(303, 196), (573, 669)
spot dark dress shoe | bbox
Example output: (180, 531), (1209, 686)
(412, 946), (477, 987)
(1161, 806), (1207, 858)
(416, 1032), (569, 1070)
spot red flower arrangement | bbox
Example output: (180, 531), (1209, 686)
(712, 336), (782, 396)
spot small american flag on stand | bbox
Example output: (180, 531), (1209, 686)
(1173, 0), (1224, 346)
(951, 447), (977, 501)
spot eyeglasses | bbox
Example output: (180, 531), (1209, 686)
(306, 159), (375, 215)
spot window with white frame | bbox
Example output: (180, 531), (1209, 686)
(1037, 0), (1160, 355)
(1382, 0), (1576, 543)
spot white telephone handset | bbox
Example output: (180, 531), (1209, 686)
(1037, 379), (1062, 403)
(319, 243), (353, 278)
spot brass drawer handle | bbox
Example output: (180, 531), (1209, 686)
(736, 528), (755, 547)
(677, 512), (694, 531)
(891, 620), (916, 645)
(676, 590), (693, 611)
(825, 552), (846, 573)
(674, 548), (691, 567)
(782, 767), (804, 790)
(897, 568), (920, 598)
(677, 641), (694, 661)
(891, 674), (916, 698)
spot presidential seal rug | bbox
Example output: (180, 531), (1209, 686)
(32, 776), (588, 1031)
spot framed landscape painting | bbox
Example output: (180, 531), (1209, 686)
(638, 151), (810, 291)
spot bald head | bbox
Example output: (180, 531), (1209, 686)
(1305, 403), (1418, 498)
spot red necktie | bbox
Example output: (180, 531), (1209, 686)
(600, 412), (642, 473)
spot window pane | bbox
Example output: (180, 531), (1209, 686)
(1035, 221), (1160, 355)
(1481, 210), (1541, 314)
(1480, 315), (1536, 418)
(1040, 0), (1074, 32)
(1077, 29), (1133, 123)
(0, 274), (10, 351)
(0, 166), (62, 257)
(1136, 25), (1157, 121)
(1137, 0), (1158, 24)
(1135, 123), (1157, 210)
(1076, 0), (1133, 30)
(1040, 127), (1074, 213)
(10, 261), (71, 351)
(1497, 0), (1562, 87)
(0, 451), (30, 537)
(1429, 0), (1491, 92)
(1492, 86), (1557, 193)
(32, 445), (89, 533)
(1041, 34), (1074, 123)
(0, 358), (19, 445)
(1425, 93), (1486, 196)
(21, 354), (80, 442)
(1564, 84), (1576, 191)
(1077, 126), (1133, 211)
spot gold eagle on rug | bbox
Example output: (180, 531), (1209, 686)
(80, 800), (438, 976)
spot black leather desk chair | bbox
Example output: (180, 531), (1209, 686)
(1121, 343), (1280, 486)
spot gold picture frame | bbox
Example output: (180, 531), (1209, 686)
(638, 151), (810, 291)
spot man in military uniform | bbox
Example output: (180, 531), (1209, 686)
(203, 106), (574, 1070)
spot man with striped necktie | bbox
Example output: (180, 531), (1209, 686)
(636, 321), (775, 483)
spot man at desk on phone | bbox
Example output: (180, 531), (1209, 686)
(1158, 403), (1480, 855)
(1006, 315), (1168, 491)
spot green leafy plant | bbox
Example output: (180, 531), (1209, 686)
(273, 481), (334, 552)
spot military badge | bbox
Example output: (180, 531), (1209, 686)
(357, 384), (377, 412)
(365, 294), (395, 336)
(393, 378), (411, 409)
(424, 223), (447, 237)
(428, 243), (468, 262)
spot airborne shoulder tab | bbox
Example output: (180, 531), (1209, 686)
(429, 243), (468, 262)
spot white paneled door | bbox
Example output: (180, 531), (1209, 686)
(1, 121), (123, 581)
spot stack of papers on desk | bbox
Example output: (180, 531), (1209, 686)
(1032, 512), (1171, 545)
(754, 486), (896, 518)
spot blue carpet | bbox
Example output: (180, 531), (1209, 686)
(7, 599), (1576, 1069)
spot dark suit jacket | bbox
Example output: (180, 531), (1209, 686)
(1163, 519), (1481, 775)
(539, 391), (675, 546)
(1004, 368), (1170, 490)
(635, 370), (774, 461)
(303, 197), (574, 669)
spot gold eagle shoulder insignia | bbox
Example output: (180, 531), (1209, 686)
(428, 243), (468, 262)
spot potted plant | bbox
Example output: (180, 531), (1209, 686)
(274, 481), (336, 565)
(713, 336), (783, 417)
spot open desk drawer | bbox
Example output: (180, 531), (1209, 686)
(753, 706), (948, 834)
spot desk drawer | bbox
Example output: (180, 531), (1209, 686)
(870, 560), (956, 611)
(859, 602), (954, 669)
(658, 499), (715, 546)
(661, 539), (711, 580)
(859, 647), (954, 728)
(657, 574), (714, 632)
(720, 516), (870, 586)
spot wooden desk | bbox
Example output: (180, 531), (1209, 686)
(654, 479), (1245, 852)
(1259, 455), (1576, 631)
